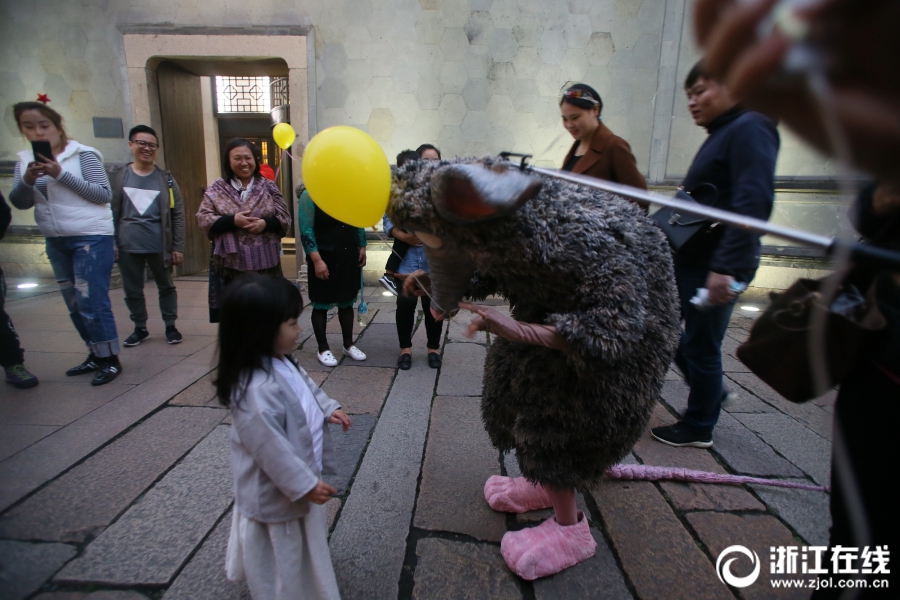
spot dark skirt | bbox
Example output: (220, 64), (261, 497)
(208, 253), (283, 323)
(307, 246), (360, 307)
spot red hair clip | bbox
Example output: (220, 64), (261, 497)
(37, 94), (50, 104)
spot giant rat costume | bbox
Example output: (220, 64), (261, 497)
(387, 157), (680, 579)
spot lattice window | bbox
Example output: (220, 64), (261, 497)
(271, 77), (290, 108)
(215, 76), (271, 113)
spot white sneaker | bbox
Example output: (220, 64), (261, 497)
(343, 345), (367, 361)
(317, 350), (338, 367)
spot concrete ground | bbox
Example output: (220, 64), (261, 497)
(0, 278), (833, 600)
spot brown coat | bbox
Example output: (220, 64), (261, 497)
(562, 122), (647, 191)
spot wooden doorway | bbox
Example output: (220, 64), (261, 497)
(157, 61), (209, 275)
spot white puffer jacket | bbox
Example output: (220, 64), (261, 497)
(16, 141), (114, 237)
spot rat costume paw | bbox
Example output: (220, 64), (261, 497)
(500, 512), (596, 580)
(484, 476), (552, 513)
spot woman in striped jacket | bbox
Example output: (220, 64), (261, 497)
(9, 100), (122, 385)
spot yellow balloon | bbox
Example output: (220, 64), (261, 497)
(301, 126), (391, 228)
(272, 123), (296, 150)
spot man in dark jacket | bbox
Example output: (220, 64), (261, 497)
(110, 125), (186, 346)
(0, 191), (39, 388)
(652, 61), (780, 447)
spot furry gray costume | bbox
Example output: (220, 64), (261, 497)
(388, 157), (680, 490)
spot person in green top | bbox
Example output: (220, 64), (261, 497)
(296, 186), (367, 367)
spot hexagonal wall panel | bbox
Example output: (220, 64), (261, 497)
(416, 9), (446, 44)
(488, 29), (517, 63)
(440, 28), (470, 61)
(368, 108), (396, 141)
(487, 62), (516, 95)
(439, 61), (469, 94)
(489, 0), (520, 29)
(461, 78), (491, 111)
(537, 29), (567, 65)
(438, 94), (468, 126)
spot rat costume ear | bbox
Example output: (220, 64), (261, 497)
(430, 163), (542, 224)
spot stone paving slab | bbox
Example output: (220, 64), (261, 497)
(371, 304), (398, 324)
(728, 372), (834, 441)
(329, 364), (438, 600)
(660, 480), (766, 512)
(55, 426), (233, 586)
(731, 413), (831, 485)
(436, 343), (486, 396)
(320, 366), (394, 415)
(0, 540), (77, 600)
(533, 528), (633, 600)
(162, 510), (250, 600)
(711, 412), (806, 479)
(325, 415), (378, 494)
(686, 512), (810, 600)
(0, 343), (218, 512)
(415, 396), (506, 542)
(168, 371), (217, 407)
(0, 407), (226, 543)
(0, 382), (132, 426)
(412, 538), (520, 600)
(33, 592), (149, 600)
(749, 480), (831, 546)
(116, 335), (217, 357)
(14, 330), (95, 354)
(335, 324), (400, 369)
(325, 311), (367, 337)
(0, 424), (58, 463)
(591, 480), (733, 600)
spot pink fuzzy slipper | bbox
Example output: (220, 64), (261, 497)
(484, 476), (552, 513)
(500, 512), (596, 580)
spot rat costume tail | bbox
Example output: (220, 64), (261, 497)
(604, 464), (829, 492)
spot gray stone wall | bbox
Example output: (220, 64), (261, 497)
(0, 0), (848, 284)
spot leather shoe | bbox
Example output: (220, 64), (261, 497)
(66, 354), (100, 376)
(427, 352), (442, 369)
(397, 353), (412, 370)
(91, 356), (123, 386)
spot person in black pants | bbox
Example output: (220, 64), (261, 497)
(383, 210), (443, 370)
(651, 61), (779, 448)
(379, 150), (418, 295)
(380, 145), (443, 296)
(0, 191), (39, 388)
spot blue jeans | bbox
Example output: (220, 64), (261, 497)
(46, 235), (120, 358)
(674, 265), (738, 435)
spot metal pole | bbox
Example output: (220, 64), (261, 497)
(524, 166), (900, 272)
(529, 166), (836, 249)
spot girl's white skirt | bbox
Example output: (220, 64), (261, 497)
(226, 504), (340, 600)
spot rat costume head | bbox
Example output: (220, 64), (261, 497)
(387, 157), (680, 486)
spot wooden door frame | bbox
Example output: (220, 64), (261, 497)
(121, 27), (313, 276)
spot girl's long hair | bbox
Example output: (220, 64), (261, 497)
(215, 274), (303, 408)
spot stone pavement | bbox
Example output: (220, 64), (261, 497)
(0, 279), (833, 599)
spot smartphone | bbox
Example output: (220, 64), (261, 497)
(31, 140), (53, 162)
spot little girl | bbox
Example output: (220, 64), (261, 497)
(216, 274), (351, 600)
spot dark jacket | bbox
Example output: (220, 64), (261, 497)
(851, 183), (900, 378)
(562, 122), (647, 190)
(0, 192), (10, 282)
(676, 107), (780, 281)
(109, 164), (186, 267)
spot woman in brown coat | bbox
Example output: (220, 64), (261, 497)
(559, 84), (647, 194)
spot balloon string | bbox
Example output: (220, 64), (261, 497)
(273, 149), (295, 183)
(371, 230), (446, 315)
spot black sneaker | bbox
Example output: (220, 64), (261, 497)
(66, 353), (100, 376)
(379, 274), (399, 296)
(166, 326), (183, 344)
(650, 423), (713, 448)
(91, 356), (122, 386)
(123, 327), (149, 347)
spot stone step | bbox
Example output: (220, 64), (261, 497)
(329, 361), (438, 600)
(0, 407), (225, 543)
(0, 540), (76, 600)
(0, 343), (218, 512)
(55, 426), (233, 586)
(592, 480), (735, 599)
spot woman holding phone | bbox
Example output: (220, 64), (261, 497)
(9, 100), (122, 386)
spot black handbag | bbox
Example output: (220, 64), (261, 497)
(736, 274), (887, 402)
(651, 183), (720, 251)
